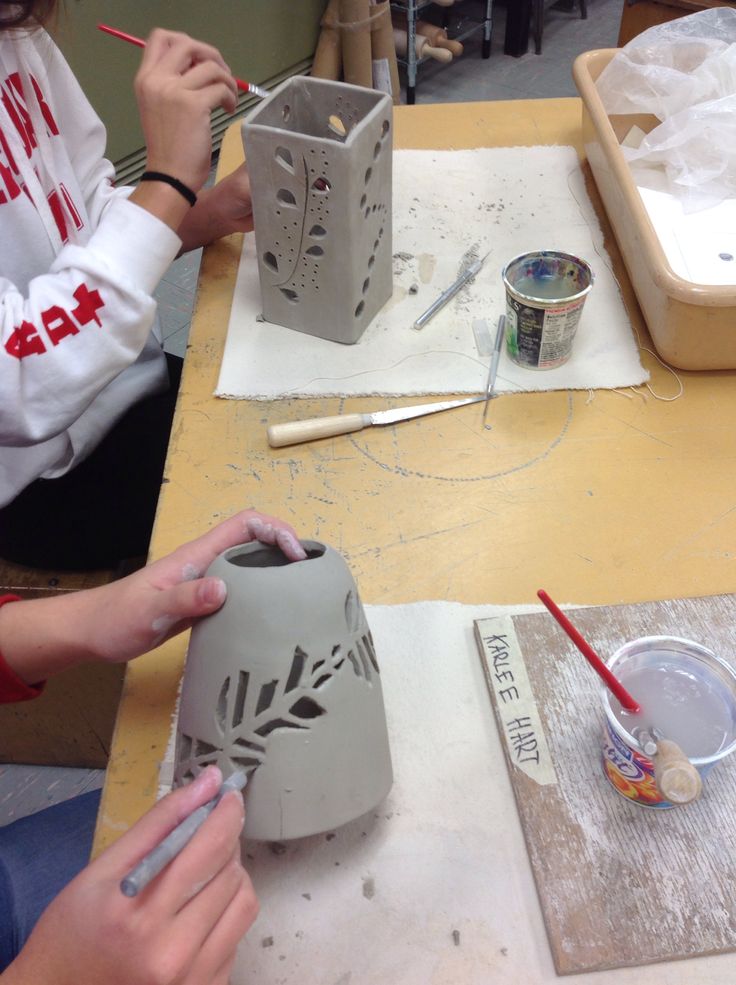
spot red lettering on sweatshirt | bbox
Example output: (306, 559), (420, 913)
(4, 320), (46, 358)
(4, 282), (106, 359)
(42, 305), (78, 345)
(0, 70), (81, 243)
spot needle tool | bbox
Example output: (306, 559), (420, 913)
(536, 589), (641, 713)
(483, 314), (506, 423)
(412, 251), (489, 331)
(97, 25), (271, 99)
(119, 771), (248, 898)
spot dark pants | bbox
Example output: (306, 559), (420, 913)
(0, 789), (101, 971)
(0, 353), (182, 571)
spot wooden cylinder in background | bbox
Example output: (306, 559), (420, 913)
(370, 0), (401, 104)
(312, 0), (342, 81)
(393, 27), (453, 63)
(416, 20), (464, 56)
(339, 0), (373, 88)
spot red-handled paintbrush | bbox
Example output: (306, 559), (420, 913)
(97, 24), (270, 99)
(537, 588), (641, 713)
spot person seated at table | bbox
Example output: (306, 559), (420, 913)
(0, 509), (307, 985)
(0, 0), (257, 571)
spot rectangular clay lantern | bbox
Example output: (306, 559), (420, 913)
(242, 76), (393, 345)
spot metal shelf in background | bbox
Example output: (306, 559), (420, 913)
(390, 0), (494, 105)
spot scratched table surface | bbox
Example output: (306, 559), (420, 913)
(96, 100), (736, 983)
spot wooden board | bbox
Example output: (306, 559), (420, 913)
(474, 595), (736, 975)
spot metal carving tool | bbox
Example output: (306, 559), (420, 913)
(412, 252), (490, 330)
(267, 395), (486, 447)
(483, 314), (506, 423)
(119, 771), (248, 898)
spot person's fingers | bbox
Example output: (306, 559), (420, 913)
(152, 511), (305, 584)
(181, 874), (258, 985)
(96, 766), (223, 876)
(151, 791), (245, 915)
(144, 577), (228, 647)
(180, 61), (237, 101)
(143, 28), (231, 74)
(245, 516), (307, 561)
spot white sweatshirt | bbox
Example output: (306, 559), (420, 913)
(0, 28), (182, 507)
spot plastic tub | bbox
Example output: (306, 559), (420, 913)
(573, 48), (736, 370)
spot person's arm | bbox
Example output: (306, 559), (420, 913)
(175, 164), (255, 253)
(1, 765), (257, 985)
(0, 509), (306, 687)
(0, 29), (238, 448)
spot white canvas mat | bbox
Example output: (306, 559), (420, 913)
(216, 147), (649, 400)
(159, 600), (729, 985)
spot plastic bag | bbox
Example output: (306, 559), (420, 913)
(596, 8), (736, 210)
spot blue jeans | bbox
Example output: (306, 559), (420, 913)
(0, 789), (100, 970)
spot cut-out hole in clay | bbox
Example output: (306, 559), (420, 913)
(216, 677), (229, 730)
(368, 254), (375, 268)
(328, 114), (347, 138)
(275, 146), (294, 173)
(364, 207), (370, 218)
(280, 288), (299, 304)
(286, 648), (307, 692)
(282, 103), (291, 123)
(364, 633), (380, 673)
(362, 278), (370, 295)
(194, 738), (219, 757)
(232, 671), (249, 727)
(364, 167), (372, 185)
(256, 679), (279, 716)
(381, 119), (390, 137)
(312, 177), (331, 193)
(276, 188), (298, 207)
(289, 696), (325, 719)
(231, 756), (262, 769)
(233, 737), (265, 754)
(306, 245), (324, 257)
(263, 252), (278, 273)
(373, 142), (381, 160)
(256, 718), (307, 738)
(354, 300), (365, 318)
(314, 674), (332, 689)
(360, 194), (367, 209)
(356, 640), (372, 681)
(309, 224), (327, 238)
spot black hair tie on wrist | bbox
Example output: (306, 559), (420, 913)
(140, 171), (197, 208)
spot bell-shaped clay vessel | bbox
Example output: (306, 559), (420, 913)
(174, 540), (393, 840)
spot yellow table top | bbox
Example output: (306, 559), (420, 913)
(95, 98), (736, 852)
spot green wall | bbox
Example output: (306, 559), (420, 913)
(52, 0), (325, 179)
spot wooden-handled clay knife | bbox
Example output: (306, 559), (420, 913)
(267, 394), (486, 448)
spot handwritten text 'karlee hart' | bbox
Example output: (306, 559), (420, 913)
(483, 633), (542, 766)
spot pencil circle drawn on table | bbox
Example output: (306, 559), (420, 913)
(242, 76), (393, 346)
(340, 391), (574, 483)
(174, 540), (393, 841)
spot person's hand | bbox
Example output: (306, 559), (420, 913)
(177, 164), (255, 252)
(81, 509), (307, 661)
(3, 767), (256, 985)
(0, 510), (307, 684)
(134, 29), (238, 193)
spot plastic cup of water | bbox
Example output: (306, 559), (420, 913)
(601, 635), (736, 808)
